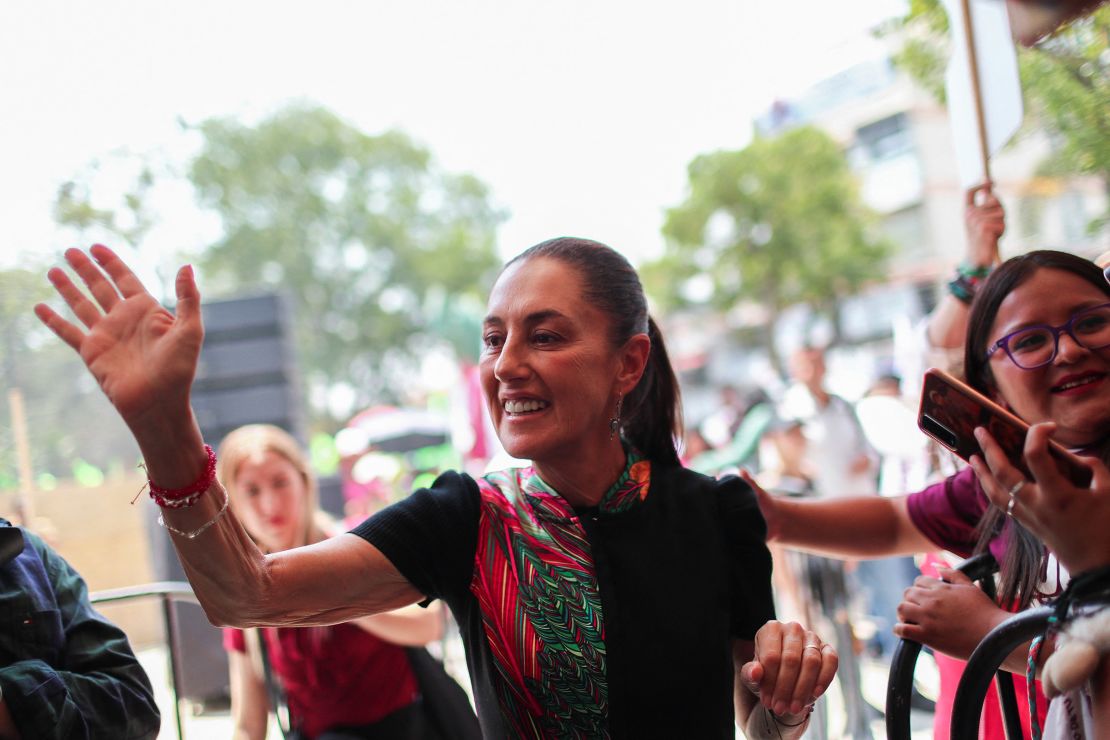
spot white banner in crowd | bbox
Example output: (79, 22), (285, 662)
(942, 0), (1024, 187)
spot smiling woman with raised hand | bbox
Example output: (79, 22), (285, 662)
(36, 238), (837, 739)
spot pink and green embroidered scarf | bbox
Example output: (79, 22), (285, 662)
(472, 450), (651, 737)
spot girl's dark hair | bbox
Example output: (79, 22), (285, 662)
(963, 250), (1110, 608)
(506, 237), (683, 466)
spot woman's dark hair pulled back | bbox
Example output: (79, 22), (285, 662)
(505, 237), (682, 466)
(962, 249), (1110, 608)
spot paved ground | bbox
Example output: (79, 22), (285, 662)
(138, 646), (247, 740)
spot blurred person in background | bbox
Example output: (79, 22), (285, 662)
(689, 388), (776, 476)
(698, 384), (747, 449)
(854, 373), (932, 662)
(780, 346), (879, 501)
(779, 344), (879, 739)
(752, 418), (815, 648)
(216, 424), (451, 740)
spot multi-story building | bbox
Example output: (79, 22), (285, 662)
(682, 50), (1107, 417)
(759, 51), (1105, 326)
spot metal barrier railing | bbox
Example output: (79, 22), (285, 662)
(884, 553), (1021, 739)
(949, 606), (1052, 739)
(90, 581), (200, 740)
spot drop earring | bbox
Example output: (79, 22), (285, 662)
(608, 392), (623, 441)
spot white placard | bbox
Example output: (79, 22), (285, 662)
(942, 0), (1025, 187)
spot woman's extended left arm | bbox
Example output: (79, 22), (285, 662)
(733, 621), (838, 739)
(193, 527), (426, 628)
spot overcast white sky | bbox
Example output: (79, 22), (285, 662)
(1, 0), (903, 281)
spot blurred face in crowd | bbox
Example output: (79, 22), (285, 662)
(789, 348), (826, 389)
(986, 267), (1110, 448)
(232, 451), (311, 553)
(480, 257), (629, 469)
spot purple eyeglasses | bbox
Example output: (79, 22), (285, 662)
(985, 302), (1110, 370)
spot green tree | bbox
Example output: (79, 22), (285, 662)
(189, 105), (505, 424)
(648, 126), (890, 374)
(54, 156), (158, 248)
(881, 3), (1110, 226)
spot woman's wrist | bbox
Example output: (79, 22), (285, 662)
(948, 262), (994, 305)
(771, 706), (812, 727)
(749, 702), (811, 739)
(130, 412), (210, 490)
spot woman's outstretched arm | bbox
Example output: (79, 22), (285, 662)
(35, 246), (424, 627)
(176, 507), (423, 627)
(741, 470), (934, 558)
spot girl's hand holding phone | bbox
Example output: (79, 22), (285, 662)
(971, 422), (1110, 575)
(918, 368), (1092, 486)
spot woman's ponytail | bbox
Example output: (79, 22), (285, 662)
(622, 317), (681, 466)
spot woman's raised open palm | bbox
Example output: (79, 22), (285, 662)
(34, 245), (204, 435)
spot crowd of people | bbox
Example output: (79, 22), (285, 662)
(3, 181), (1108, 740)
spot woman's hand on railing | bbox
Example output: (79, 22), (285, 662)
(894, 568), (1009, 661)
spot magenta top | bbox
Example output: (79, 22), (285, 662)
(906, 465), (1010, 563)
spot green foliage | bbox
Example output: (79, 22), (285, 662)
(1019, 12), (1110, 180)
(879, 0), (950, 102)
(187, 104), (505, 422)
(649, 126), (890, 368)
(54, 159), (158, 248)
(882, 3), (1110, 191)
(308, 432), (339, 476)
(48, 103), (504, 435)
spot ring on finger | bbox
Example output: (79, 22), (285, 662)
(1006, 480), (1025, 517)
(803, 643), (821, 654)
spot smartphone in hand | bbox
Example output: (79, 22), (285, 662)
(917, 368), (1092, 487)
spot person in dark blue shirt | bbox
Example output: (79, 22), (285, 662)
(0, 519), (160, 740)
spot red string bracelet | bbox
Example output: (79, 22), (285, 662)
(148, 445), (217, 509)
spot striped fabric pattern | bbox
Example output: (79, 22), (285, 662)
(471, 451), (650, 738)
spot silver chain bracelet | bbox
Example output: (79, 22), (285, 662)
(158, 488), (230, 539)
